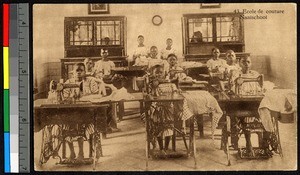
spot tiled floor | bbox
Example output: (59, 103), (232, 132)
(34, 103), (297, 171)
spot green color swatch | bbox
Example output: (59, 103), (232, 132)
(4, 89), (10, 132)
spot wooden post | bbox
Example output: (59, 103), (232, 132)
(118, 101), (124, 121)
(192, 117), (197, 168)
(145, 101), (150, 170)
(226, 115), (231, 166)
(197, 115), (204, 138)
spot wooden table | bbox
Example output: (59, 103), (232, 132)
(143, 94), (197, 169)
(34, 99), (109, 169)
(179, 82), (209, 91)
(213, 92), (264, 117)
(112, 67), (147, 77)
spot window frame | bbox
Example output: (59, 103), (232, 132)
(183, 13), (244, 45)
(64, 16), (126, 48)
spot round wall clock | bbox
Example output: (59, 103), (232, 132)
(152, 15), (163, 26)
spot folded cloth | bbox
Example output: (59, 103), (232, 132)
(109, 87), (135, 101)
(181, 91), (223, 130)
(81, 87), (135, 103)
(258, 89), (297, 132)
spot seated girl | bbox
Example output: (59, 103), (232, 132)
(166, 54), (193, 83)
(148, 65), (181, 155)
(132, 35), (149, 65)
(148, 46), (169, 74)
(160, 38), (177, 60)
(222, 56), (266, 156)
(206, 48), (227, 73)
(94, 49), (115, 81)
(167, 54), (184, 81)
(229, 55), (263, 96)
(225, 50), (241, 74)
(58, 63), (104, 162)
(219, 50), (241, 91)
(83, 58), (95, 76)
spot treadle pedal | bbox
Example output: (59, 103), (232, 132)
(238, 148), (271, 159)
(151, 150), (188, 159)
(59, 158), (94, 165)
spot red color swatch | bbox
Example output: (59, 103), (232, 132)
(3, 4), (10, 47)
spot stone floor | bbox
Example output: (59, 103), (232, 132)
(34, 103), (297, 172)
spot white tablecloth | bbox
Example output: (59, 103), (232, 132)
(259, 89), (297, 132)
(182, 91), (223, 132)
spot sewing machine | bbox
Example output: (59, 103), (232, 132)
(215, 74), (268, 164)
(48, 80), (83, 104)
(234, 74), (264, 98)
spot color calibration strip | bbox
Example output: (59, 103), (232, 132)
(3, 3), (30, 173)
(17, 3), (30, 173)
(10, 4), (20, 173)
(3, 3), (11, 173)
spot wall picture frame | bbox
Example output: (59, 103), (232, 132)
(88, 4), (110, 14)
(200, 3), (221, 8)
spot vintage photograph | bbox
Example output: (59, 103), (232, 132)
(33, 3), (297, 171)
(200, 3), (221, 8)
(88, 4), (109, 14)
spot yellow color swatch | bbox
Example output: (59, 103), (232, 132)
(3, 47), (9, 89)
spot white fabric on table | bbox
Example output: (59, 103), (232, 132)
(81, 87), (134, 103)
(258, 89), (297, 132)
(181, 91), (223, 132)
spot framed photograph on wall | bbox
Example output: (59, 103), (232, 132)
(200, 3), (221, 8)
(88, 4), (109, 14)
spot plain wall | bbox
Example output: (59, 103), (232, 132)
(33, 3), (297, 92)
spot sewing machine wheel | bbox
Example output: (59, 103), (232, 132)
(39, 125), (63, 164)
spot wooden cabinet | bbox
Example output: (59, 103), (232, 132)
(64, 16), (127, 57)
(62, 16), (127, 80)
(182, 13), (246, 62)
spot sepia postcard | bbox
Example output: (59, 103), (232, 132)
(33, 3), (297, 171)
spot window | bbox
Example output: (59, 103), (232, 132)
(67, 19), (123, 46)
(183, 13), (244, 57)
(188, 18), (213, 43)
(64, 16), (126, 57)
(69, 20), (93, 46)
(216, 16), (242, 42)
(95, 20), (122, 45)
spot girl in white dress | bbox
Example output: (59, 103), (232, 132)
(131, 35), (149, 90)
(160, 38), (176, 60)
(132, 35), (149, 65)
